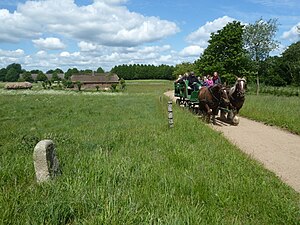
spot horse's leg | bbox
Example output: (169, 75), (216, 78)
(227, 110), (233, 121)
(212, 114), (216, 125)
(204, 103), (212, 114)
(220, 109), (226, 121)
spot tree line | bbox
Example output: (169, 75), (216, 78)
(0, 63), (175, 82)
(0, 65), (106, 82)
(110, 64), (175, 80)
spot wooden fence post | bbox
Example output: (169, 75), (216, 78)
(168, 101), (174, 128)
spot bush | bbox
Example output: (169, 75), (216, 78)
(62, 80), (74, 88)
(76, 81), (82, 91)
(110, 83), (118, 92)
(120, 78), (126, 90)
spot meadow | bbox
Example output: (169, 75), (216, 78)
(241, 94), (300, 135)
(0, 80), (299, 224)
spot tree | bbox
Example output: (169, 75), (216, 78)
(195, 21), (249, 84)
(30, 69), (43, 74)
(259, 56), (287, 86)
(280, 41), (300, 86)
(96, 67), (105, 73)
(0, 68), (7, 81)
(22, 71), (34, 82)
(243, 18), (279, 94)
(65, 68), (79, 80)
(51, 72), (61, 82)
(119, 78), (126, 90)
(173, 62), (196, 78)
(5, 68), (19, 82)
(46, 69), (54, 74)
(6, 63), (22, 75)
(36, 72), (48, 82)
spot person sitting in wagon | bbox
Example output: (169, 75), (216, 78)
(213, 71), (222, 84)
(207, 75), (214, 87)
(187, 72), (201, 91)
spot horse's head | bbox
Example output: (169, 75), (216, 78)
(235, 77), (247, 97)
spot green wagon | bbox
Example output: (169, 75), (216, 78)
(174, 80), (201, 110)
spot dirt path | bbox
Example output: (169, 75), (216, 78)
(165, 90), (300, 193)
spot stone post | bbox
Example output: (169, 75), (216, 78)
(168, 101), (174, 128)
(33, 140), (61, 183)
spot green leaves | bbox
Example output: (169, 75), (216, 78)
(195, 21), (248, 83)
(243, 18), (279, 62)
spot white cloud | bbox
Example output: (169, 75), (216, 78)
(186, 16), (235, 48)
(281, 23), (300, 42)
(179, 45), (204, 57)
(0, 42), (202, 72)
(0, 8), (41, 42)
(0, 0), (179, 46)
(0, 48), (24, 57)
(0, 48), (26, 66)
(32, 37), (66, 50)
(78, 41), (98, 52)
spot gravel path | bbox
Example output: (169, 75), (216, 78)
(165, 90), (300, 192)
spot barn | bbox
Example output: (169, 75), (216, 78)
(70, 73), (119, 89)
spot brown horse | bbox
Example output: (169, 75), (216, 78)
(221, 77), (247, 122)
(198, 84), (230, 124)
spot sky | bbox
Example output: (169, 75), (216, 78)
(0, 0), (299, 72)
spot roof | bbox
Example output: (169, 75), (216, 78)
(71, 73), (119, 83)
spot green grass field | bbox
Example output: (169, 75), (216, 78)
(240, 94), (300, 134)
(0, 81), (299, 224)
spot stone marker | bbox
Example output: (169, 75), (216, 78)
(168, 101), (174, 128)
(33, 140), (61, 183)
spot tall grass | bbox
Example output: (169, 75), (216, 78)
(241, 94), (300, 134)
(247, 84), (300, 97)
(0, 81), (299, 224)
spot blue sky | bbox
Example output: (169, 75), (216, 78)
(0, 0), (299, 72)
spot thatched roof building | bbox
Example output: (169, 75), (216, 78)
(71, 73), (119, 89)
(71, 73), (119, 84)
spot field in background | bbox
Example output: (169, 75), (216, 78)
(247, 84), (300, 97)
(0, 80), (300, 224)
(241, 94), (300, 134)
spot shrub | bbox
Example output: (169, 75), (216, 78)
(76, 81), (82, 91)
(110, 83), (118, 92)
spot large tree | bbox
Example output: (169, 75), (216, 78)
(36, 72), (48, 82)
(6, 63), (22, 75)
(281, 41), (300, 86)
(96, 67), (105, 73)
(173, 62), (196, 78)
(65, 68), (79, 80)
(243, 18), (279, 94)
(194, 21), (249, 84)
(22, 71), (34, 82)
(5, 68), (19, 82)
(0, 68), (7, 81)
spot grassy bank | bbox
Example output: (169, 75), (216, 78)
(0, 81), (299, 224)
(240, 94), (300, 134)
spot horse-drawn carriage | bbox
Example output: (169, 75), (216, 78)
(174, 79), (200, 108)
(174, 77), (246, 125)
